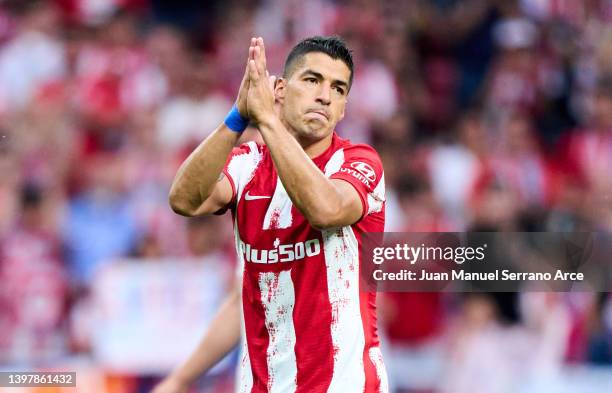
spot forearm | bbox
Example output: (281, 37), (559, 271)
(258, 117), (345, 226)
(169, 125), (239, 215)
(170, 288), (241, 385)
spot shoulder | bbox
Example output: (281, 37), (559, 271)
(339, 142), (382, 163)
(332, 134), (382, 161)
(328, 138), (385, 198)
(335, 140), (384, 181)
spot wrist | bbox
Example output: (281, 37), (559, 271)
(257, 112), (280, 131)
(224, 104), (249, 133)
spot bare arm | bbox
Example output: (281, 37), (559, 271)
(168, 39), (257, 217)
(168, 126), (238, 216)
(152, 280), (241, 393)
(259, 116), (362, 229)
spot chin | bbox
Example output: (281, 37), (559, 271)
(285, 115), (333, 141)
(309, 118), (336, 132)
(300, 124), (332, 140)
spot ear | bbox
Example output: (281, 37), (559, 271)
(274, 77), (286, 104)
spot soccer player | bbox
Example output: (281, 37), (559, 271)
(155, 36), (387, 393)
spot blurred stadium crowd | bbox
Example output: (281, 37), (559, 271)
(0, 0), (611, 392)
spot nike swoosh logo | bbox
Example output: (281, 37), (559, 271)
(244, 191), (272, 201)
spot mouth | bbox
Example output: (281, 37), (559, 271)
(306, 109), (329, 121)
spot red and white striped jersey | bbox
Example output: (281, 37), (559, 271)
(222, 133), (388, 393)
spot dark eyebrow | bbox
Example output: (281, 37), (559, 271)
(300, 69), (349, 90)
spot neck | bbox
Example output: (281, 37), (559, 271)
(301, 134), (334, 158)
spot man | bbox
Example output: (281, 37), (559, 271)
(155, 36), (387, 393)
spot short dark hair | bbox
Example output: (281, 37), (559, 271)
(283, 36), (354, 89)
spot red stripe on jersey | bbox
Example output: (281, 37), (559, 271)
(291, 238), (334, 393)
(242, 269), (270, 392)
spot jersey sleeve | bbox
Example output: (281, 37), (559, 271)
(218, 141), (264, 213)
(329, 144), (385, 219)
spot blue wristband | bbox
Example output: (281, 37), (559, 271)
(224, 105), (249, 133)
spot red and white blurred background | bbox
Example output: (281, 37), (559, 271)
(0, 0), (611, 392)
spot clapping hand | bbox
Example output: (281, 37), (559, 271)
(245, 37), (277, 126)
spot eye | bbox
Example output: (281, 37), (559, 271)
(334, 86), (345, 95)
(305, 77), (318, 84)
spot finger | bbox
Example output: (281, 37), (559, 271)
(253, 45), (265, 75)
(248, 59), (259, 83)
(240, 61), (250, 89)
(240, 52), (251, 87)
(258, 37), (267, 69)
(248, 37), (256, 61)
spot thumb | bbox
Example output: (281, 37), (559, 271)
(238, 60), (250, 93)
(248, 59), (259, 84)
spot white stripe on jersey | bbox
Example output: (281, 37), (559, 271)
(258, 271), (298, 393)
(322, 227), (365, 393)
(368, 347), (389, 393)
(234, 213), (253, 393)
(227, 141), (263, 203)
(324, 148), (345, 176)
(263, 177), (293, 229)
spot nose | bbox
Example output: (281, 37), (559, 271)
(315, 82), (331, 106)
